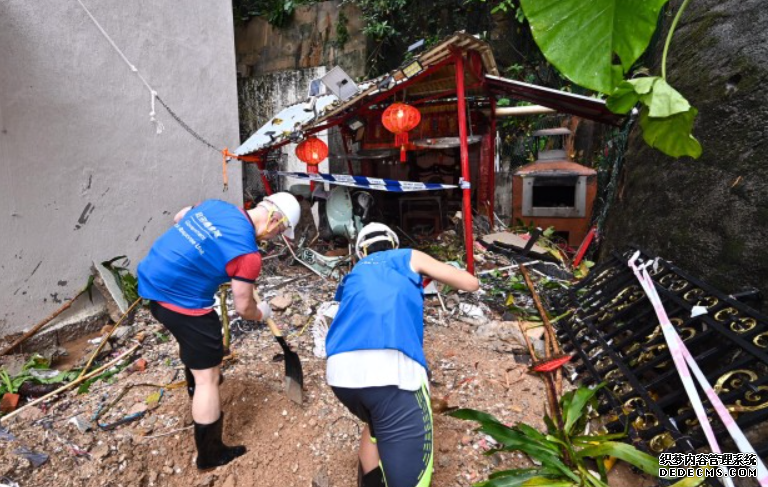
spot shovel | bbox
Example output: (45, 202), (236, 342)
(253, 289), (304, 405)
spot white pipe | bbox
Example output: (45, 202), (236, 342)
(483, 105), (557, 117)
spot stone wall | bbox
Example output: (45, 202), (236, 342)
(601, 0), (768, 303)
(234, 1), (367, 79)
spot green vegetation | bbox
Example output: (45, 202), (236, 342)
(451, 384), (704, 487)
(518, 0), (701, 159)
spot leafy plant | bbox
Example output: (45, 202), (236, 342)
(101, 256), (139, 304)
(335, 10), (350, 48)
(232, 0), (301, 26)
(518, 0), (701, 159)
(0, 355), (80, 395)
(451, 384), (703, 487)
(0, 370), (17, 395)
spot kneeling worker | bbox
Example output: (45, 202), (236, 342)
(325, 223), (480, 487)
(137, 193), (300, 470)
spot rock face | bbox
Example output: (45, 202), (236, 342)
(601, 0), (768, 309)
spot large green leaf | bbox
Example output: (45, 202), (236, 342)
(479, 471), (540, 487)
(606, 77), (660, 114)
(576, 441), (660, 476)
(450, 408), (503, 425)
(518, 0), (669, 93)
(476, 472), (553, 487)
(563, 384), (604, 435)
(521, 478), (576, 487)
(642, 78), (691, 117)
(639, 106), (702, 159)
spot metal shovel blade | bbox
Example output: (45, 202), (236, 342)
(276, 336), (304, 405)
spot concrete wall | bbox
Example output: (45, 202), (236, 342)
(0, 1), (242, 335)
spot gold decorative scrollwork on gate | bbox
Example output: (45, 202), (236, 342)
(754, 332), (768, 349)
(612, 381), (633, 396)
(659, 274), (689, 292)
(729, 386), (768, 413)
(731, 317), (757, 334)
(595, 356), (612, 371)
(649, 432), (676, 453)
(714, 307), (739, 322)
(605, 368), (623, 382)
(714, 369), (758, 394)
(682, 288), (719, 308)
(623, 397), (646, 413)
(633, 413), (659, 430)
(631, 344), (668, 367)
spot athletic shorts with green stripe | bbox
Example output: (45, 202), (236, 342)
(332, 383), (434, 487)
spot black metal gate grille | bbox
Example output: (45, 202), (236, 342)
(554, 247), (768, 465)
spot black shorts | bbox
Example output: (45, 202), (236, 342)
(332, 385), (433, 487)
(149, 301), (223, 370)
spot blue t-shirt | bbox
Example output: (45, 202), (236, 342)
(326, 249), (427, 369)
(137, 200), (258, 308)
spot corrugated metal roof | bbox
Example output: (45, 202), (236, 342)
(234, 33), (624, 157)
(235, 33), (497, 157)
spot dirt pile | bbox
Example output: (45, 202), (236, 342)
(0, 252), (631, 487)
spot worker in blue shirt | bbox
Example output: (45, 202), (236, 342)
(326, 223), (480, 487)
(137, 193), (300, 471)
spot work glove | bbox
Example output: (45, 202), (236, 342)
(256, 301), (272, 321)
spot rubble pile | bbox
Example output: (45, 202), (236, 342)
(0, 233), (587, 487)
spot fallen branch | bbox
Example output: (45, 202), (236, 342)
(1, 278), (93, 356)
(1, 343), (140, 423)
(78, 298), (142, 379)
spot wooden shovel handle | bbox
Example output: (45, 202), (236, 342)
(253, 289), (283, 338)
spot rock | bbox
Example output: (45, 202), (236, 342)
(148, 470), (159, 485)
(461, 435), (472, 446)
(162, 466), (174, 475)
(291, 462), (299, 473)
(290, 314), (305, 327)
(69, 414), (92, 433)
(111, 325), (136, 342)
(129, 358), (148, 373)
(270, 295), (292, 311)
(438, 456), (451, 468)
(222, 475), (236, 487)
(91, 443), (111, 460)
(312, 470), (330, 487)
(195, 474), (215, 487)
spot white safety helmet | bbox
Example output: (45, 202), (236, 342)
(261, 192), (301, 239)
(355, 222), (399, 259)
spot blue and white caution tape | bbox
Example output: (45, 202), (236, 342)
(265, 171), (458, 192)
(628, 253), (768, 487)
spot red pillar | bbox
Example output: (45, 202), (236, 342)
(489, 96), (497, 227)
(454, 52), (475, 275)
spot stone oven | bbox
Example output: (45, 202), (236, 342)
(511, 128), (597, 247)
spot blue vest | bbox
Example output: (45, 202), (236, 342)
(137, 200), (259, 308)
(325, 249), (427, 369)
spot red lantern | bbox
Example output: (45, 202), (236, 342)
(295, 136), (328, 166)
(381, 102), (421, 162)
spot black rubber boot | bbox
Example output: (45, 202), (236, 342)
(194, 413), (246, 471)
(358, 462), (386, 487)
